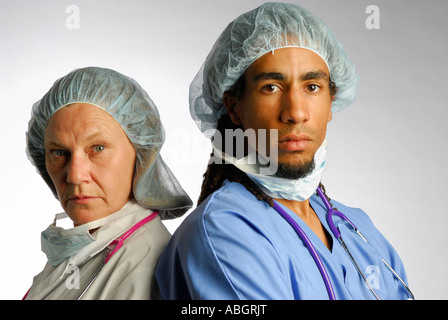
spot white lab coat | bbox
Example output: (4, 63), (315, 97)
(25, 200), (171, 300)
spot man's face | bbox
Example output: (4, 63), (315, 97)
(224, 47), (333, 177)
(44, 103), (136, 226)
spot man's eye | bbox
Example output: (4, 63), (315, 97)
(262, 84), (280, 93)
(307, 84), (321, 92)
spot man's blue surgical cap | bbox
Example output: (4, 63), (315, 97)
(190, 2), (360, 137)
(26, 67), (192, 219)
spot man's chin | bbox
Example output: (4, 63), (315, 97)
(275, 160), (315, 180)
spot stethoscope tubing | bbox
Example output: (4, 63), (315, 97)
(77, 211), (159, 300)
(273, 187), (413, 300)
(77, 260), (106, 300)
(273, 201), (336, 300)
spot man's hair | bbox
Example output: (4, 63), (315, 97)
(198, 113), (275, 206)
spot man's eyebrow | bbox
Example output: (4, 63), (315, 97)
(253, 70), (329, 82)
(301, 70), (329, 81)
(253, 72), (285, 82)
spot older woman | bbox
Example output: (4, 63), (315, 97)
(23, 67), (192, 299)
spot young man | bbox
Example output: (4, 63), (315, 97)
(156, 2), (413, 300)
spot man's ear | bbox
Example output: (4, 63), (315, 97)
(223, 92), (242, 125)
(327, 94), (335, 123)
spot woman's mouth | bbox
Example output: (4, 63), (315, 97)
(68, 195), (99, 205)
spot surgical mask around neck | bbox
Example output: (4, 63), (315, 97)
(214, 139), (327, 202)
(41, 212), (111, 267)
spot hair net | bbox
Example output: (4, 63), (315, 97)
(190, 2), (359, 137)
(26, 67), (192, 219)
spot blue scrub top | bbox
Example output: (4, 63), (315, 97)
(156, 181), (411, 300)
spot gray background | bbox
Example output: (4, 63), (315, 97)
(1, 0), (446, 299)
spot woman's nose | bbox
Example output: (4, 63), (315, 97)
(66, 154), (91, 185)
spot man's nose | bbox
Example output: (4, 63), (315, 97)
(66, 154), (91, 185)
(280, 88), (310, 124)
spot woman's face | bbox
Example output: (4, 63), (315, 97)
(44, 103), (136, 226)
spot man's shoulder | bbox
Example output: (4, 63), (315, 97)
(202, 180), (268, 213)
(180, 180), (271, 231)
(168, 180), (275, 255)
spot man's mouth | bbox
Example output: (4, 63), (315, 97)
(278, 134), (312, 152)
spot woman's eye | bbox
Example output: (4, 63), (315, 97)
(50, 149), (66, 157)
(93, 145), (106, 152)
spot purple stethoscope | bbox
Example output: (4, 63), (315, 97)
(272, 187), (414, 300)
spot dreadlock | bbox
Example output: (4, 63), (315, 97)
(197, 114), (275, 207)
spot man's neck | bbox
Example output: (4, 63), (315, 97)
(275, 198), (313, 219)
(275, 197), (332, 251)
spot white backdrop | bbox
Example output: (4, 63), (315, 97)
(1, 0), (446, 299)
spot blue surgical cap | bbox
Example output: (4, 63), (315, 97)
(26, 67), (192, 219)
(190, 2), (360, 137)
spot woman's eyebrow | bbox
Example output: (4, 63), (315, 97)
(44, 140), (64, 149)
(86, 131), (105, 141)
(44, 131), (108, 148)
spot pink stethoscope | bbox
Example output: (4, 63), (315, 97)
(23, 211), (158, 300)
